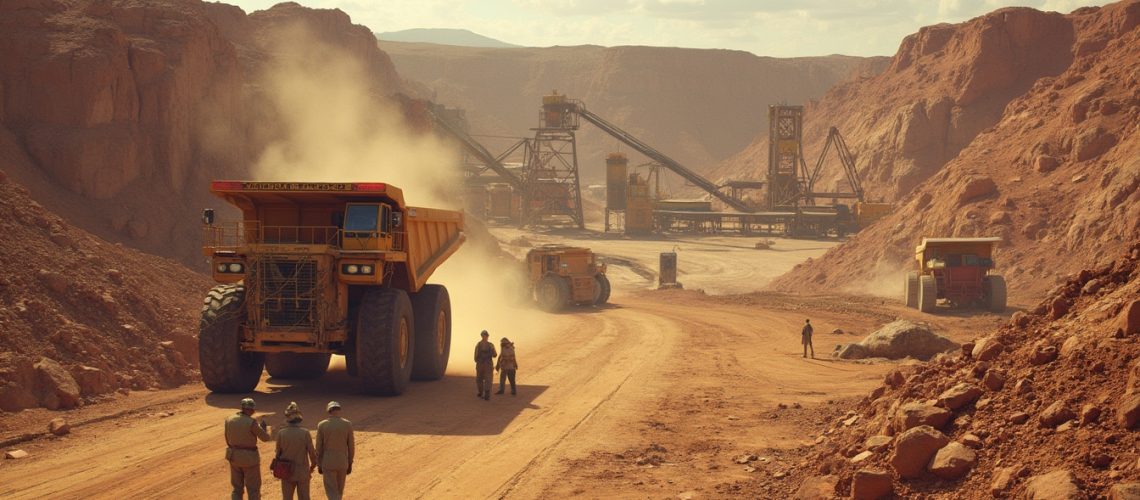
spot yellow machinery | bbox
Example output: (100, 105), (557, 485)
(525, 245), (610, 312)
(905, 237), (1006, 313)
(200, 181), (465, 395)
(854, 201), (894, 228)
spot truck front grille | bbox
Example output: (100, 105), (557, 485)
(251, 256), (319, 329)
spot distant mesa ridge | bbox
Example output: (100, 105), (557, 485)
(376, 28), (522, 48)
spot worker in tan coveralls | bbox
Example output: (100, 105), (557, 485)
(474, 330), (497, 400)
(495, 337), (518, 396)
(224, 397), (273, 500)
(316, 401), (354, 500)
(275, 402), (317, 500)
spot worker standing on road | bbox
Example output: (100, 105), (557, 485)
(474, 330), (498, 400)
(496, 337), (518, 396)
(275, 402), (317, 500)
(224, 397), (273, 500)
(316, 401), (354, 500)
(802, 319), (815, 358)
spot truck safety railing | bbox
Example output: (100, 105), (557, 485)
(204, 221), (406, 252)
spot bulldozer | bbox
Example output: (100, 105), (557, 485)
(905, 237), (1006, 313)
(199, 181), (465, 396)
(526, 245), (610, 311)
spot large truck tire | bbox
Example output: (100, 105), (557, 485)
(265, 352), (331, 380)
(918, 275), (938, 313)
(410, 284), (451, 381)
(985, 275), (1007, 312)
(537, 275), (570, 312)
(357, 288), (415, 396)
(904, 271), (919, 308)
(594, 274), (611, 306)
(199, 284), (264, 393)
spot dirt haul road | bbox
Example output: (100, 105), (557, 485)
(0, 234), (997, 498)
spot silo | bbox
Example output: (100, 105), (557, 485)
(606, 152), (628, 210)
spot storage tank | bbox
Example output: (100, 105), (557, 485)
(542, 91), (566, 128)
(606, 152), (629, 210)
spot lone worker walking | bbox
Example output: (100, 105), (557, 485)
(224, 397), (273, 500)
(316, 401), (354, 500)
(275, 402), (317, 500)
(496, 337), (518, 396)
(802, 319), (814, 358)
(474, 330), (497, 400)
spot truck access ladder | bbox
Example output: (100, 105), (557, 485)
(571, 103), (754, 213)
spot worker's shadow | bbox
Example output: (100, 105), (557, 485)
(203, 365), (545, 437)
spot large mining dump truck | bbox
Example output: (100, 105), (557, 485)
(526, 245), (610, 312)
(199, 181), (465, 395)
(905, 237), (1006, 313)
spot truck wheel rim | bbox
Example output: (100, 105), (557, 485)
(398, 318), (410, 368)
(435, 310), (447, 356)
(541, 284), (558, 304)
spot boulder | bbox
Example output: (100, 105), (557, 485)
(865, 435), (893, 452)
(71, 365), (115, 396)
(835, 343), (869, 360)
(1050, 297), (1072, 319)
(890, 425), (949, 478)
(982, 369), (1006, 391)
(1030, 345), (1059, 365)
(1040, 401), (1076, 428)
(1035, 154), (1060, 173)
(34, 357), (81, 410)
(928, 442), (977, 479)
(991, 466), (1017, 495)
(1074, 126), (1118, 161)
(0, 353), (39, 412)
(960, 433), (983, 449)
(1108, 483), (1140, 500)
(895, 402), (952, 431)
(957, 176), (998, 205)
(851, 468), (893, 499)
(1116, 300), (1140, 337)
(972, 337), (1004, 361)
(1118, 394), (1140, 429)
(854, 321), (958, 361)
(49, 417), (70, 436)
(1025, 469), (1082, 499)
(793, 475), (837, 499)
(937, 383), (983, 410)
(5, 450), (29, 459)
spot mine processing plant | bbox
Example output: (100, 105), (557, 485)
(413, 92), (890, 237)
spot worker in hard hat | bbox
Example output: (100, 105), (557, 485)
(495, 337), (518, 396)
(224, 397), (273, 500)
(275, 402), (317, 500)
(316, 401), (354, 500)
(474, 330), (498, 400)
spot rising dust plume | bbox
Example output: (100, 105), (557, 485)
(251, 24), (545, 375)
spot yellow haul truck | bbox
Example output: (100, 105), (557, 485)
(200, 181), (465, 395)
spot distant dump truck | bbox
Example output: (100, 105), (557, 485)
(526, 245), (610, 311)
(905, 237), (1006, 313)
(200, 181), (465, 396)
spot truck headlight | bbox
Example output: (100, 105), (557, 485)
(216, 263), (227, 273)
(227, 263), (243, 273)
(361, 265), (373, 274)
(346, 264), (359, 274)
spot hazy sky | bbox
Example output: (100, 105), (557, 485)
(229, 0), (1110, 57)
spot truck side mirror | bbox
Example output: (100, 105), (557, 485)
(391, 212), (402, 228)
(202, 208), (215, 225)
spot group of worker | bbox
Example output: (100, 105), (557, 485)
(225, 398), (354, 500)
(224, 331), (520, 499)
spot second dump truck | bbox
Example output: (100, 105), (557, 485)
(200, 181), (465, 396)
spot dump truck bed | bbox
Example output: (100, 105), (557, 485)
(403, 206), (465, 290)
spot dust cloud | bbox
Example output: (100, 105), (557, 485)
(250, 24), (544, 376)
(842, 258), (907, 300)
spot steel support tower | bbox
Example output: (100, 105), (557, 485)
(523, 93), (584, 228)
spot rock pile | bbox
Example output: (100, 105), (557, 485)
(793, 241), (1140, 497)
(0, 176), (210, 412)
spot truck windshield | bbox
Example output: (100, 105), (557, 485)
(344, 205), (378, 232)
